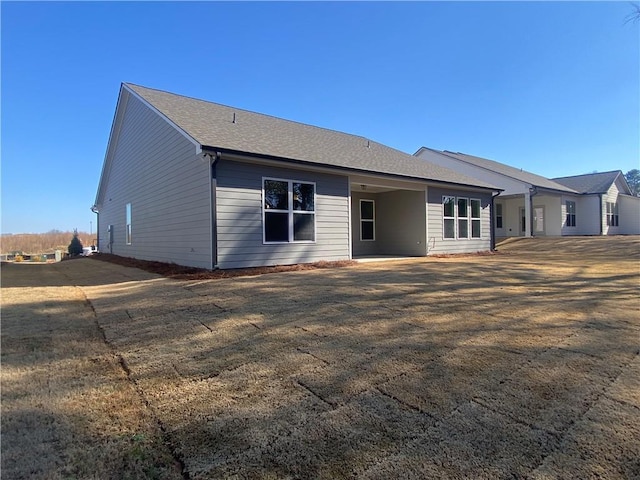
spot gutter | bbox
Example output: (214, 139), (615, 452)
(90, 204), (100, 251)
(201, 146), (501, 194)
(599, 193), (603, 235)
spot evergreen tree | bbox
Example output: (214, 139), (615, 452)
(625, 169), (640, 196)
(68, 229), (84, 256)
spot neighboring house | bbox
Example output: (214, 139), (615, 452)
(93, 84), (500, 269)
(414, 148), (640, 237)
(415, 148), (579, 238)
(553, 171), (640, 236)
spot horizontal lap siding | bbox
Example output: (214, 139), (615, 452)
(427, 187), (492, 254)
(376, 190), (427, 256)
(216, 160), (350, 269)
(619, 194), (640, 234)
(97, 94), (211, 268)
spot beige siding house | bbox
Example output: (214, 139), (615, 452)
(94, 84), (500, 269)
(415, 147), (640, 239)
(553, 171), (640, 236)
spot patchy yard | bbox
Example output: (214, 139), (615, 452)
(2, 236), (639, 479)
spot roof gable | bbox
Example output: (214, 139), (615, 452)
(123, 83), (498, 190)
(552, 171), (629, 195)
(435, 150), (578, 194)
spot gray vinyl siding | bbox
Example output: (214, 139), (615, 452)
(427, 187), (492, 254)
(216, 159), (350, 269)
(97, 93), (211, 268)
(351, 190), (427, 257)
(351, 191), (380, 257)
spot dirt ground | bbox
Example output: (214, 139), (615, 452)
(2, 236), (639, 479)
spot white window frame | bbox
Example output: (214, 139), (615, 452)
(495, 202), (503, 229)
(443, 195), (456, 239)
(470, 198), (481, 238)
(443, 196), (482, 240)
(262, 177), (316, 244)
(457, 197), (469, 239)
(566, 201), (576, 227)
(125, 203), (132, 245)
(606, 201), (619, 227)
(359, 199), (375, 241)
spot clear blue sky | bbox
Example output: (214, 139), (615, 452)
(2, 1), (638, 234)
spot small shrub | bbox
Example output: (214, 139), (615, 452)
(68, 229), (84, 256)
(14, 255), (24, 262)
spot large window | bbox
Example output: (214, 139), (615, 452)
(360, 199), (375, 241)
(457, 198), (469, 238)
(566, 201), (576, 227)
(263, 178), (315, 243)
(443, 196), (456, 238)
(495, 203), (503, 229)
(471, 199), (481, 238)
(443, 196), (482, 239)
(606, 201), (619, 227)
(125, 203), (132, 245)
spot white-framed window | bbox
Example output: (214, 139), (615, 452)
(443, 196), (456, 239)
(125, 203), (132, 245)
(471, 199), (481, 238)
(606, 201), (619, 227)
(263, 178), (315, 243)
(443, 195), (482, 239)
(566, 201), (576, 227)
(360, 199), (375, 241)
(457, 197), (469, 239)
(495, 203), (503, 229)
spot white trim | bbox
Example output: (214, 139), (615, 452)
(443, 195), (456, 239)
(443, 195), (482, 240)
(470, 198), (482, 239)
(566, 200), (577, 228)
(262, 177), (316, 244)
(125, 203), (132, 245)
(359, 199), (376, 241)
(457, 197), (470, 239)
(495, 202), (504, 230)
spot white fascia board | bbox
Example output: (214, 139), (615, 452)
(122, 83), (202, 155)
(95, 86), (130, 207)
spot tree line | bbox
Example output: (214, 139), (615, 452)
(1, 230), (95, 255)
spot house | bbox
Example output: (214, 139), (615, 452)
(552, 171), (640, 235)
(414, 148), (640, 238)
(93, 84), (500, 270)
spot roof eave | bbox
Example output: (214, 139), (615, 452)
(202, 145), (502, 193)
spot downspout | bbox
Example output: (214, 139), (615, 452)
(209, 151), (221, 269)
(529, 186), (538, 236)
(599, 193), (603, 235)
(490, 191), (501, 251)
(90, 205), (100, 251)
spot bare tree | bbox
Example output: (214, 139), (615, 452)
(624, 2), (640, 24)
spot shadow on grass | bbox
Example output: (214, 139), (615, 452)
(2, 236), (639, 478)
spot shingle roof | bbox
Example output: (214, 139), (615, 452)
(552, 171), (623, 194)
(437, 150), (578, 193)
(125, 83), (498, 190)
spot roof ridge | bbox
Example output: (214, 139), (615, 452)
(125, 82), (378, 146)
(552, 170), (621, 180)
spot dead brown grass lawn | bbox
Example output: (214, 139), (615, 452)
(2, 236), (639, 479)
